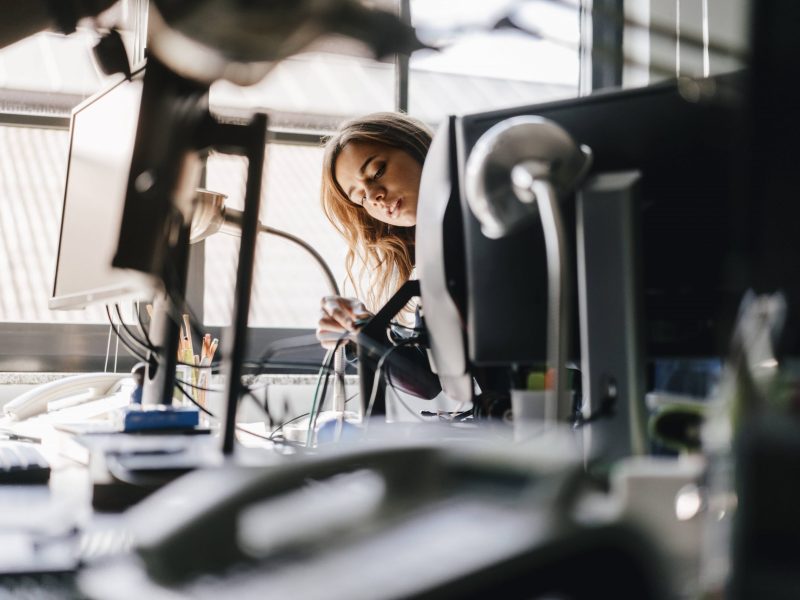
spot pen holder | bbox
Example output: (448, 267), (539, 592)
(174, 364), (199, 406)
(510, 389), (548, 442)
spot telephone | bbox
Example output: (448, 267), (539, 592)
(79, 434), (667, 600)
(3, 372), (131, 421)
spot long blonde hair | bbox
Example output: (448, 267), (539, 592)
(321, 112), (432, 311)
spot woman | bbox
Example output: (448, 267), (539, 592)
(316, 111), (432, 348)
(316, 112), (441, 400)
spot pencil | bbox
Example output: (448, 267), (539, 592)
(182, 314), (195, 359)
(193, 354), (200, 389)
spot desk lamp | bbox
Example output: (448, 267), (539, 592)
(465, 116), (591, 426)
(190, 189), (339, 295)
(189, 189), (350, 428)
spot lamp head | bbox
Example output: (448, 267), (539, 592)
(465, 116), (592, 239)
(190, 189), (229, 243)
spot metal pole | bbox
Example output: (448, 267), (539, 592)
(221, 114), (268, 455)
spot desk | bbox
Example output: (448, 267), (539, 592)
(0, 371), (363, 591)
(0, 373), (710, 599)
(0, 422), (296, 597)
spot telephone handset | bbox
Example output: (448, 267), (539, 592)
(3, 372), (131, 421)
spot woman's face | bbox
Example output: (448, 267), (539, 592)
(334, 140), (422, 227)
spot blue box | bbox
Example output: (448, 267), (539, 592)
(122, 405), (200, 432)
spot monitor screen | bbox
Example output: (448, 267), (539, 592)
(417, 72), (750, 402)
(456, 72), (746, 364)
(50, 71), (157, 310)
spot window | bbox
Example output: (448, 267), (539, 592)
(210, 52), (395, 131)
(0, 0), (588, 370)
(408, 0), (581, 122)
(0, 28), (111, 324)
(622, 0), (749, 88)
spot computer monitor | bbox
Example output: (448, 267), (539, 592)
(50, 69), (158, 310)
(462, 73), (746, 361)
(417, 72), (748, 453)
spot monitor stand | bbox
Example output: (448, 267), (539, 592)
(576, 171), (647, 460)
(141, 294), (182, 410)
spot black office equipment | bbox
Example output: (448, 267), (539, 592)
(79, 437), (669, 600)
(478, 72), (742, 360)
(416, 71), (747, 455)
(0, 442), (50, 484)
(111, 57), (268, 456)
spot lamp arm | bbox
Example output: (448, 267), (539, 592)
(529, 178), (571, 425)
(258, 225), (340, 297)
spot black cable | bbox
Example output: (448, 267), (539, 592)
(269, 411), (310, 439)
(173, 379), (216, 419)
(108, 305), (220, 371)
(386, 377), (425, 422)
(173, 377), (219, 394)
(175, 356), (344, 395)
(242, 359), (330, 372)
(364, 338), (416, 423)
(174, 379), (280, 445)
(115, 303), (155, 351)
(252, 334), (329, 369)
(241, 357), (339, 429)
(105, 306), (148, 361)
(268, 393), (358, 441)
(109, 303), (214, 370)
(161, 245), (338, 377)
(309, 339), (342, 437)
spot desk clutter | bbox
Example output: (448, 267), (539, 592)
(2, 8), (799, 592)
(2, 311), (800, 599)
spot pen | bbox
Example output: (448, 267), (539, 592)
(201, 334), (212, 364)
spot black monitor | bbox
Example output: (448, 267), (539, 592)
(464, 73), (745, 361)
(417, 72), (748, 452)
(50, 70), (158, 310)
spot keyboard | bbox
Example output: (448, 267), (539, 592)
(0, 441), (51, 484)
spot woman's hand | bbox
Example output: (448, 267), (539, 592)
(316, 296), (373, 349)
